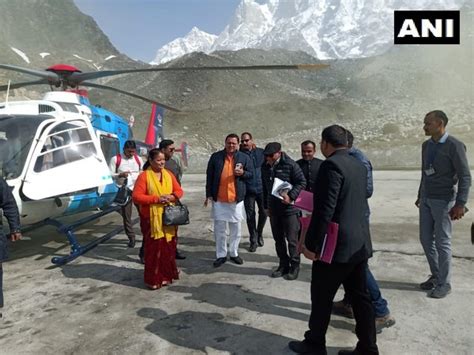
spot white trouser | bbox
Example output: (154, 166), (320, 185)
(214, 220), (241, 258)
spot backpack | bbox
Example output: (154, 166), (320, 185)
(115, 154), (141, 173)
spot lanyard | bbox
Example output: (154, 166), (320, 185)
(426, 141), (441, 168)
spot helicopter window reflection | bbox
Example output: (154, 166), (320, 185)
(0, 115), (50, 180)
(33, 120), (97, 173)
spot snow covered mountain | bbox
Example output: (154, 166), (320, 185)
(151, 0), (464, 64)
(151, 27), (217, 65)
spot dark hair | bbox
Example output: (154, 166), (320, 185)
(321, 125), (348, 148)
(225, 133), (240, 143)
(241, 132), (253, 139)
(301, 140), (316, 149)
(426, 110), (448, 127)
(158, 139), (174, 150)
(142, 148), (165, 170)
(346, 130), (354, 148)
(123, 140), (137, 150)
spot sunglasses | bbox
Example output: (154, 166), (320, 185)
(241, 139), (251, 143)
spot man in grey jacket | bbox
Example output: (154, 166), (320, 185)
(416, 110), (471, 299)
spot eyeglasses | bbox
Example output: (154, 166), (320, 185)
(241, 139), (250, 143)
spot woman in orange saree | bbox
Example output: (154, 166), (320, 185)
(133, 149), (183, 289)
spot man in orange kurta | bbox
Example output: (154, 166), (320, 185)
(205, 134), (252, 267)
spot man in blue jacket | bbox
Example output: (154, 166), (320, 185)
(0, 178), (22, 318)
(240, 132), (267, 252)
(205, 134), (252, 267)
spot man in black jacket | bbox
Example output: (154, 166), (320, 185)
(0, 178), (22, 318)
(289, 125), (378, 355)
(261, 142), (306, 280)
(296, 140), (323, 192)
(205, 134), (252, 267)
(240, 132), (267, 252)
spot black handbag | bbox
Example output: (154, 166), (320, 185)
(163, 200), (190, 226)
(113, 178), (132, 206)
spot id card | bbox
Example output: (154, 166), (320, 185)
(424, 167), (436, 176)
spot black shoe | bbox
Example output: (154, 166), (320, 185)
(175, 250), (186, 260)
(213, 257), (227, 267)
(127, 237), (136, 248)
(248, 244), (257, 252)
(271, 265), (289, 278)
(230, 256), (244, 265)
(420, 275), (437, 290)
(285, 265), (300, 281)
(257, 235), (264, 247)
(288, 340), (326, 354)
(139, 256), (145, 265)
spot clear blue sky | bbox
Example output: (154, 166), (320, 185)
(74, 0), (241, 62)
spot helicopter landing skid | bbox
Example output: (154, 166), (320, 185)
(41, 206), (139, 265)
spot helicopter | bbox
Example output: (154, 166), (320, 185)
(0, 62), (328, 264)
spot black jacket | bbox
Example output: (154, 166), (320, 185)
(305, 149), (372, 264)
(296, 157), (323, 192)
(0, 179), (20, 233)
(261, 152), (306, 216)
(206, 150), (252, 203)
(241, 147), (265, 195)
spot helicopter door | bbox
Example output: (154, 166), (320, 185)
(22, 118), (112, 200)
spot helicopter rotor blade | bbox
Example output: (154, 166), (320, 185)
(0, 64), (60, 83)
(81, 81), (181, 112)
(69, 63), (329, 83)
(0, 79), (50, 92)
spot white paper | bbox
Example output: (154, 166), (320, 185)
(271, 177), (293, 200)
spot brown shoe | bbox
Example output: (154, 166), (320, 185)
(332, 300), (354, 319)
(375, 313), (396, 333)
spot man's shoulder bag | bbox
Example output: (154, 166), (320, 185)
(163, 199), (190, 226)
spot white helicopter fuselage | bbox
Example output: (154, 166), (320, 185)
(0, 92), (115, 226)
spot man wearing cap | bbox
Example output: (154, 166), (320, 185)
(205, 134), (252, 267)
(261, 142), (306, 280)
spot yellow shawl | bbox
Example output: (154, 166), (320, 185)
(146, 168), (176, 241)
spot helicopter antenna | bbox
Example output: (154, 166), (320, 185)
(5, 80), (11, 106)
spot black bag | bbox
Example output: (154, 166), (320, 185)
(163, 200), (190, 226)
(113, 178), (132, 206)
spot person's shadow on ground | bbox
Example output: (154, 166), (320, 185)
(137, 307), (343, 354)
(169, 283), (311, 321)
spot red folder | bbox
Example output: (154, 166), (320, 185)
(320, 222), (339, 264)
(294, 190), (313, 212)
(298, 216), (339, 264)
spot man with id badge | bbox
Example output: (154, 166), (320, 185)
(416, 110), (471, 299)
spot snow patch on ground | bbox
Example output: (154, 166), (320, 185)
(11, 47), (30, 63)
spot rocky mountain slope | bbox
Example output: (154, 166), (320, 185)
(0, 0), (472, 171)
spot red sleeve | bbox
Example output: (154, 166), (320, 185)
(132, 172), (159, 206)
(169, 170), (184, 199)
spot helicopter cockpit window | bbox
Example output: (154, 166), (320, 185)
(33, 120), (97, 172)
(0, 115), (50, 180)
